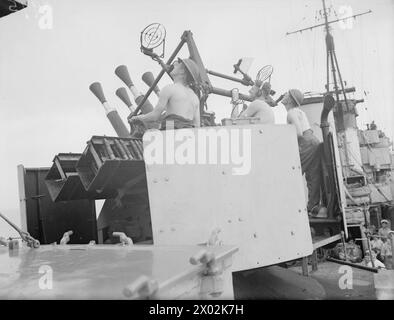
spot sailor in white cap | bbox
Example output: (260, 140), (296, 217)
(378, 219), (392, 239)
(282, 89), (325, 217)
(379, 220), (393, 269)
(131, 57), (201, 129)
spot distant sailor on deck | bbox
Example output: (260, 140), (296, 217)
(282, 89), (325, 217)
(238, 80), (275, 124)
(378, 219), (392, 240)
(130, 58), (201, 130)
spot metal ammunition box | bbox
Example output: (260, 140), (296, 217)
(76, 136), (147, 199)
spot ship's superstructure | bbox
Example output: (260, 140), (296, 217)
(288, 0), (393, 243)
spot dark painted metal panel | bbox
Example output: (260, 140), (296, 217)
(23, 168), (97, 244)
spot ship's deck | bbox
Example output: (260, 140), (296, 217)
(0, 244), (237, 299)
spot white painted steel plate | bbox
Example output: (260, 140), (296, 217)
(144, 124), (313, 270)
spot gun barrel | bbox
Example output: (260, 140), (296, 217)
(207, 69), (250, 86)
(116, 87), (134, 112)
(210, 86), (253, 102)
(142, 72), (160, 97)
(89, 82), (130, 138)
(115, 66), (154, 114)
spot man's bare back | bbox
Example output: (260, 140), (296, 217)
(241, 99), (275, 124)
(238, 82), (275, 124)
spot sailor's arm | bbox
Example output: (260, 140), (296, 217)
(133, 85), (172, 122)
(239, 101), (258, 118)
(287, 111), (303, 137)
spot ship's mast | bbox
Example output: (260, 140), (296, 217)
(287, 0), (371, 130)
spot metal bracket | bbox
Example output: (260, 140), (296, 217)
(31, 194), (45, 200)
(60, 230), (73, 245)
(189, 249), (225, 297)
(0, 211), (40, 248)
(123, 275), (158, 299)
(113, 232), (133, 245)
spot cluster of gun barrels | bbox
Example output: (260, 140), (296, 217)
(89, 65), (160, 139)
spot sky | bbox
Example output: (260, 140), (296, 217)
(0, 0), (393, 237)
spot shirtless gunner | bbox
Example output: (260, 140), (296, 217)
(239, 80), (275, 124)
(130, 58), (201, 129)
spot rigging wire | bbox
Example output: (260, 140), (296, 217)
(299, 3), (313, 89)
(372, 29), (389, 135)
(311, 10), (320, 90)
(358, 17), (372, 128)
(289, 0), (299, 85)
(289, 0), (312, 89)
(358, 18), (365, 105)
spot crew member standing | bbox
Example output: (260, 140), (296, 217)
(239, 80), (275, 124)
(378, 219), (392, 239)
(130, 58), (201, 129)
(282, 89), (324, 217)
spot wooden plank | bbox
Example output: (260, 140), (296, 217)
(302, 257), (309, 276)
(313, 233), (341, 250)
(311, 250), (318, 271)
(17, 165), (28, 232)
